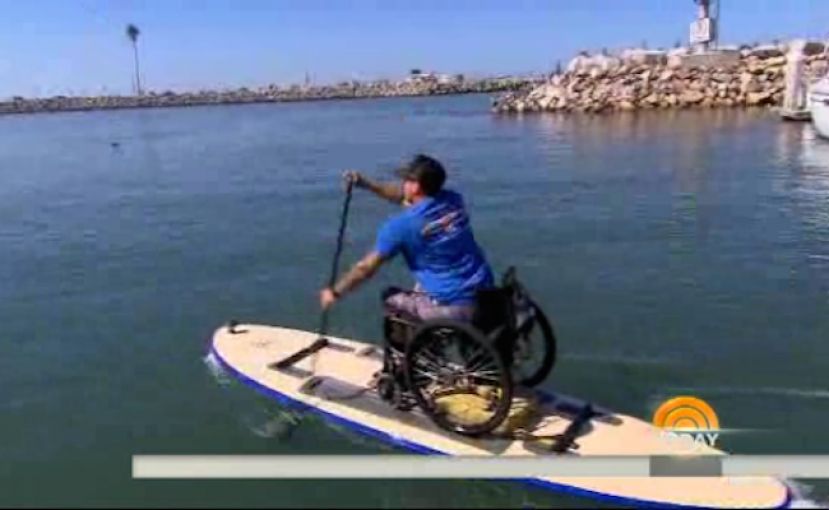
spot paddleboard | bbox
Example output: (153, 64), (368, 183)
(209, 322), (791, 509)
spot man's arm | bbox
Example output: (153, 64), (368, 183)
(333, 250), (385, 296)
(347, 171), (404, 204)
(362, 178), (404, 204)
(320, 250), (387, 309)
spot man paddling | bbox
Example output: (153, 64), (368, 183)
(319, 154), (494, 322)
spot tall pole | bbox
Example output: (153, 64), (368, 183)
(697, 0), (709, 19)
(709, 0), (720, 49)
(132, 41), (142, 96)
(126, 24), (142, 96)
(698, 0), (710, 52)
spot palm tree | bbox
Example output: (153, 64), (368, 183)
(126, 24), (142, 95)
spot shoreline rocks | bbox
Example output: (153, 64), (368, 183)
(492, 41), (829, 115)
(0, 74), (541, 116)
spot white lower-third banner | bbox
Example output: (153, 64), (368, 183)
(131, 455), (829, 479)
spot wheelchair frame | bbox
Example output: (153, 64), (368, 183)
(375, 268), (557, 437)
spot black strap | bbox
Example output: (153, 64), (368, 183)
(270, 337), (330, 370)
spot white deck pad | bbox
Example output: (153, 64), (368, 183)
(210, 323), (791, 509)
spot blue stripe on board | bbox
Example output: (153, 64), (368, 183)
(208, 341), (792, 510)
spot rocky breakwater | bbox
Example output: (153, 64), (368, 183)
(0, 74), (537, 115)
(492, 42), (829, 114)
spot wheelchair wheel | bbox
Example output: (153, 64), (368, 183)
(512, 300), (557, 388)
(404, 320), (513, 437)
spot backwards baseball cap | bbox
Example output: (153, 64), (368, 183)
(394, 153), (447, 196)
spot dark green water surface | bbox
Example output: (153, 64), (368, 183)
(1, 95), (827, 507)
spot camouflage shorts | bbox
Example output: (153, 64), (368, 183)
(382, 286), (475, 322)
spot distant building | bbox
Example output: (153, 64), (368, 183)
(408, 68), (437, 83)
(690, 0), (720, 53)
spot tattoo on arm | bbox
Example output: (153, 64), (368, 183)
(333, 252), (385, 296)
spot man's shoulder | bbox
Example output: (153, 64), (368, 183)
(437, 188), (465, 205)
(375, 210), (416, 256)
(380, 209), (415, 233)
(441, 188), (463, 198)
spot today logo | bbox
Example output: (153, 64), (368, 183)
(653, 396), (721, 450)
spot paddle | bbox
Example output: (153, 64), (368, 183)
(271, 177), (354, 370)
(319, 177), (354, 338)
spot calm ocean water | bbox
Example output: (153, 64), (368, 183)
(1, 94), (827, 508)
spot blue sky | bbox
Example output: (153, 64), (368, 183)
(1, 0), (829, 98)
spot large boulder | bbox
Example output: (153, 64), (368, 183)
(747, 91), (774, 105)
(680, 90), (705, 104)
(618, 100), (636, 111)
(567, 53), (623, 75)
(567, 53), (592, 74)
(667, 47), (690, 69)
(538, 95), (556, 110)
(659, 69), (676, 82)
(527, 83), (558, 101)
(592, 54), (622, 72)
(641, 92), (660, 105)
(765, 55), (788, 67)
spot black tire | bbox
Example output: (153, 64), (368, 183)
(512, 300), (557, 387)
(404, 320), (513, 437)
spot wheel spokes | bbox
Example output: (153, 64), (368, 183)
(406, 323), (514, 435)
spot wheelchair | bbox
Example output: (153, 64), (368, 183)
(375, 267), (557, 437)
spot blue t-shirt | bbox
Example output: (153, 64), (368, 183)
(374, 189), (494, 305)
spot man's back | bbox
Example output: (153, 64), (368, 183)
(375, 188), (494, 305)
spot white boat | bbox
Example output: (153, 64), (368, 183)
(809, 75), (829, 138)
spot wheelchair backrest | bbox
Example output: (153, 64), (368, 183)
(472, 287), (514, 334)
(472, 266), (530, 335)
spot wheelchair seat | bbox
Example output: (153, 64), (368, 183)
(382, 281), (526, 355)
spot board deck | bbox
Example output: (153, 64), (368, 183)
(210, 322), (791, 509)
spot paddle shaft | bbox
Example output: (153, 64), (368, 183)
(270, 179), (354, 371)
(319, 179), (354, 338)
